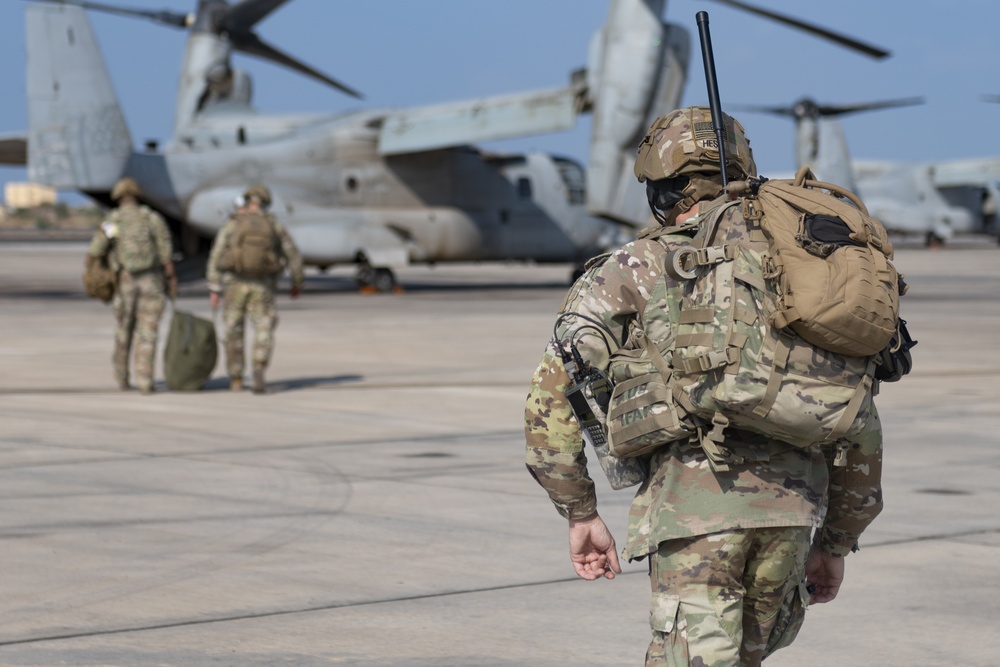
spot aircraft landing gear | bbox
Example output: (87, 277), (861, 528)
(356, 263), (400, 293)
(925, 231), (945, 249)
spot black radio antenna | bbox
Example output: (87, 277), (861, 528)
(696, 11), (728, 188)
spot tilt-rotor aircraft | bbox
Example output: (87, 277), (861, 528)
(7, 0), (890, 290)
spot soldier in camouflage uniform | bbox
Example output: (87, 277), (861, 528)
(207, 184), (304, 394)
(86, 177), (177, 394)
(525, 107), (884, 666)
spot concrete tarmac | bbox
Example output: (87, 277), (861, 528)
(0, 240), (998, 666)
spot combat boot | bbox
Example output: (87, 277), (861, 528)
(138, 383), (155, 395)
(252, 367), (266, 395)
(230, 377), (243, 392)
(117, 379), (131, 391)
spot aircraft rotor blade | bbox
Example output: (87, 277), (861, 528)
(701, 0), (891, 60)
(735, 97), (923, 120)
(221, 0), (291, 33)
(815, 97), (925, 117)
(27, 0), (190, 28)
(232, 32), (363, 99)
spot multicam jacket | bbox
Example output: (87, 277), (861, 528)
(525, 204), (883, 561)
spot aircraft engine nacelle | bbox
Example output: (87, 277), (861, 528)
(586, 0), (689, 227)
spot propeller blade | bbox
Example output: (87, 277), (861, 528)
(221, 0), (291, 33)
(701, 0), (891, 60)
(815, 97), (925, 117)
(735, 97), (923, 120)
(27, 0), (190, 29)
(232, 32), (363, 99)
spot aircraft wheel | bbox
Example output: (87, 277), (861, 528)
(925, 231), (945, 249)
(371, 268), (397, 293)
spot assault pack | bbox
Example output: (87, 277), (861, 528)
(112, 206), (161, 274)
(602, 168), (913, 471)
(219, 212), (283, 277)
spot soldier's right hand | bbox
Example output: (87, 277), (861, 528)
(210, 291), (221, 309)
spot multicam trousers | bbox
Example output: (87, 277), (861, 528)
(222, 279), (278, 379)
(112, 270), (167, 390)
(646, 527), (812, 667)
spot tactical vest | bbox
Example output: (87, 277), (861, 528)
(220, 212), (283, 277)
(604, 172), (905, 470)
(113, 206), (160, 274)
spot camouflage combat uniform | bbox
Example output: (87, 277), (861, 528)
(524, 203), (884, 666)
(87, 203), (173, 392)
(206, 211), (304, 382)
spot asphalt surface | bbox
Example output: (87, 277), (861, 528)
(0, 239), (998, 666)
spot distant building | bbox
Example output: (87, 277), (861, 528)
(5, 182), (57, 208)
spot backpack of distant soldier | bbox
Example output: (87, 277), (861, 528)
(82, 254), (117, 303)
(163, 310), (218, 391)
(603, 167), (913, 469)
(113, 207), (160, 274)
(218, 212), (283, 277)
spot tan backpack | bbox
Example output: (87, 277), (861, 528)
(735, 167), (901, 357)
(604, 172), (906, 469)
(219, 212), (283, 277)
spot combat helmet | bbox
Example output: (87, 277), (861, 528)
(111, 177), (142, 201)
(634, 106), (756, 219)
(243, 183), (272, 208)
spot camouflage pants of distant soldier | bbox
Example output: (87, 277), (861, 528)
(646, 527), (811, 667)
(222, 280), (278, 378)
(113, 271), (167, 390)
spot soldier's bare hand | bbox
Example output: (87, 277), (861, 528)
(210, 291), (221, 309)
(805, 546), (845, 604)
(568, 512), (622, 581)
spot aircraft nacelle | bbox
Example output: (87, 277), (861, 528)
(586, 0), (690, 227)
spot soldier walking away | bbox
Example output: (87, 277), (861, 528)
(206, 184), (304, 394)
(85, 178), (177, 394)
(524, 107), (885, 666)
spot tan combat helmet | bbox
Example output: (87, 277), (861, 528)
(110, 177), (142, 201)
(243, 183), (272, 208)
(634, 106), (756, 183)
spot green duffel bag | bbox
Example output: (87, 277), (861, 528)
(164, 310), (218, 391)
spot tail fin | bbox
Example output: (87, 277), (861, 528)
(586, 0), (689, 227)
(26, 3), (132, 192)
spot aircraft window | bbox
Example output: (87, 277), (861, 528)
(346, 176), (359, 192)
(237, 127), (247, 144)
(554, 157), (586, 205)
(517, 177), (533, 200)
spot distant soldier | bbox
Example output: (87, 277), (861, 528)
(207, 184), (304, 394)
(86, 177), (177, 394)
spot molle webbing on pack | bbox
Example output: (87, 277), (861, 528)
(220, 212), (282, 277)
(114, 207), (160, 274)
(604, 195), (881, 470)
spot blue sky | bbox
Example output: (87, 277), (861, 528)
(1, 0), (998, 200)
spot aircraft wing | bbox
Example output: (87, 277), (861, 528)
(377, 84), (584, 156)
(931, 157), (1000, 187)
(0, 134), (28, 166)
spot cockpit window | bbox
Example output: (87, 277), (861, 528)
(517, 177), (533, 200)
(553, 157), (586, 205)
